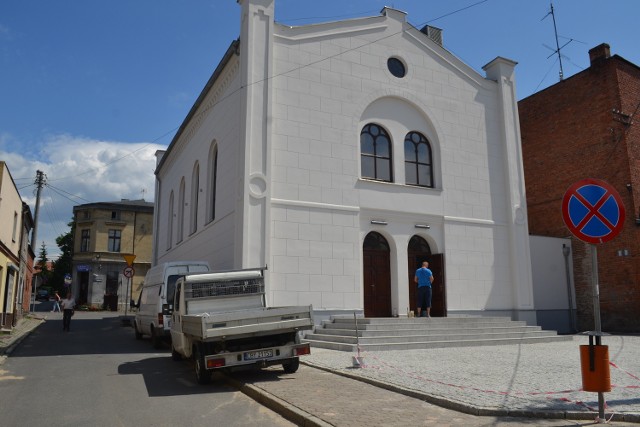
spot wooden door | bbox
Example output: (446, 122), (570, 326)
(363, 233), (391, 317)
(407, 235), (446, 317)
(429, 254), (446, 317)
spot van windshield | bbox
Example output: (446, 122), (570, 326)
(166, 275), (182, 305)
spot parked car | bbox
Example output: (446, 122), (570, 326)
(35, 289), (50, 301)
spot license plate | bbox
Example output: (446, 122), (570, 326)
(244, 349), (273, 361)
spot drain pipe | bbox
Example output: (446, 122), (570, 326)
(562, 244), (576, 333)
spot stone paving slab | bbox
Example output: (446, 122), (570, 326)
(230, 364), (639, 426)
(301, 335), (640, 424)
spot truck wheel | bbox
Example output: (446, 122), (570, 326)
(134, 323), (142, 340)
(194, 345), (212, 385)
(150, 326), (162, 349)
(282, 357), (299, 374)
(171, 346), (182, 361)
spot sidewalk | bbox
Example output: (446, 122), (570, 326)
(0, 315), (45, 360)
(230, 335), (640, 426)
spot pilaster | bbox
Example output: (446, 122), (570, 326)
(236, 0), (274, 269)
(483, 57), (536, 316)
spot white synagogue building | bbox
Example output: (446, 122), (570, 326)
(152, 0), (536, 324)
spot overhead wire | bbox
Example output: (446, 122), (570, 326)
(157, 0), (493, 155)
(18, 0), (494, 256)
(599, 97), (640, 181)
(46, 182), (94, 204)
(46, 127), (176, 183)
(18, 183), (36, 191)
(534, 57), (559, 92)
(277, 8), (381, 25)
(42, 186), (65, 239)
(28, 1), (491, 186)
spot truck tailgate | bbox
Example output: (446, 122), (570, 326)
(181, 305), (313, 341)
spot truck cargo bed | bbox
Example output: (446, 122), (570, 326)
(180, 305), (313, 341)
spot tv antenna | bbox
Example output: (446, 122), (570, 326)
(542, 1), (572, 81)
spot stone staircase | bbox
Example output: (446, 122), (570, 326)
(303, 316), (572, 351)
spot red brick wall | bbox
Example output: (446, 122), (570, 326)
(519, 54), (640, 332)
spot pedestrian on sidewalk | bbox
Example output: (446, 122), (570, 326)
(51, 291), (61, 312)
(414, 261), (434, 318)
(60, 291), (76, 331)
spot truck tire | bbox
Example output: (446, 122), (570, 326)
(134, 322), (142, 340)
(171, 346), (182, 361)
(150, 326), (162, 349)
(194, 345), (212, 385)
(282, 357), (299, 373)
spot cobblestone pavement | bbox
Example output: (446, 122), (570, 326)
(294, 336), (640, 424)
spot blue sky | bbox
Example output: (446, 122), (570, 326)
(1, 0), (639, 258)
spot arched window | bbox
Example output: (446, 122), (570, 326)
(190, 162), (199, 234)
(404, 131), (433, 188)
(177, 178), (185, 243)
(361, 123), (392, 182)
(363, 231), (390, 251)
(206, 143), (218, 223)
(408, 235), (431, 255)
(167, 191), (174, 249)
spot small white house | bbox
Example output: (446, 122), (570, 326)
(152, 0), (536, 323)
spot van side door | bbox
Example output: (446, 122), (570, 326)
(170, 279), (186, 354)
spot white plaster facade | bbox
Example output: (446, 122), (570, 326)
(153, 0), (536, 323)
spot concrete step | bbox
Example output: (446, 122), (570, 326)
(321, 317), (527, 331)
(304, 335), (573, 352)
(305, 330), (559, 345)
(306, 316), (571, 351)
(312, 325), (543, 337)
(327, 316), (515, 326)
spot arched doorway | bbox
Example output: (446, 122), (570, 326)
(363, 232), (392, 317)
(407, 235), (446, 317)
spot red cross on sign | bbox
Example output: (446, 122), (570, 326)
(123, 266), (135, 278)
(561, 178), (625, 244)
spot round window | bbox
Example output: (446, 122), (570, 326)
(387, 57), (406, 78)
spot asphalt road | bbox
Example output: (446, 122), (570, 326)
(0, 310), (294, 427)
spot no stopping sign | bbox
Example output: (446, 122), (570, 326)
(561, 178), (625, 244)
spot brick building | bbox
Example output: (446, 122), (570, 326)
(519, 43), (640, 332)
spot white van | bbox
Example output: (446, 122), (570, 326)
(133, 261), (209, 348)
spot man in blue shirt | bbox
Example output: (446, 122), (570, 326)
(414, 261), (434, 318)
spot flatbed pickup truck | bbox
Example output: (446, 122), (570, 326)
(170, 268), (313, 384)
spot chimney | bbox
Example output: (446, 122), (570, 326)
(589, 43), (610, 65)
(420, 25), (443, 47)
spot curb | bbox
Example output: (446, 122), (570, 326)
(0, 317), (45, 363)
(301, 360), (640, 424)
(222, 373), (333, 427)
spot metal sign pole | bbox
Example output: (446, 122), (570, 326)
(125, 276), (130, 317)
(562, 179), (622, 423)
(590, 244), (605, 420)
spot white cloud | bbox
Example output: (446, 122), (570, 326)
(1, 134), (165, 260)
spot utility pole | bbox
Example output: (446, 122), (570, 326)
(31, 170), (46, 250)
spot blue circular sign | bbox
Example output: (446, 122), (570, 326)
(562, 178), (625, 244)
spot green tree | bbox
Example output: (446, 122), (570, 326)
(50, 219), (75, 293)
(35, 241), (52, 288)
